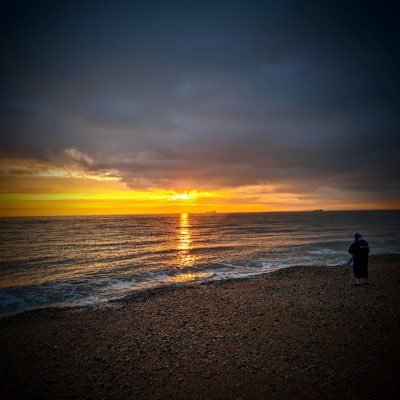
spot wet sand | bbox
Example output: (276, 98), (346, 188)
(1, 255), (400, 400)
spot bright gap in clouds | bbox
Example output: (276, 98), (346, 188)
(171, 191), (198, 201)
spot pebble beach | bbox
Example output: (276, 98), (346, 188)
(1, 254), (400, 400)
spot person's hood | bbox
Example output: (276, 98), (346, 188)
(354, 233), (363, 241)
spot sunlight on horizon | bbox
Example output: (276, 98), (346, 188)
(171, 191), (197, 201)
(0, 160), (396, 216)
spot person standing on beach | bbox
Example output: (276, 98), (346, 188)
(348, 233), (370, 285)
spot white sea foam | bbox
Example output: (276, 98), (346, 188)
(307, 248), (343, 255)
(261, 261), (292, 270)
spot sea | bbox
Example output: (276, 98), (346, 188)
(1, 211), (399, 317)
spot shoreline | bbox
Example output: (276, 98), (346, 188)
(1, 254), (400, 399)
(0, 261), (345, 321)
(0, 254), (395, 321)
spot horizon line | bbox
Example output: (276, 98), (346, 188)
(1, 209), (400, 218)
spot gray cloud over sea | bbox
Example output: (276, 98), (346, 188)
(1, 0), (399, 202)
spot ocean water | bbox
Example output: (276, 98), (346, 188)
(0, 211), (399, 317)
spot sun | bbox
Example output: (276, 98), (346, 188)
(171, 190), (197, 201)
(173, 193), (190, 200)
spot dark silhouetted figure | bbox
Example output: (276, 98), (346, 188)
(348, 233), (369, 285)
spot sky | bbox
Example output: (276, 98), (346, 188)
(1, 0), (399, 215)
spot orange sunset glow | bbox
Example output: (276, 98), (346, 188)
(0, 158), (398, 216)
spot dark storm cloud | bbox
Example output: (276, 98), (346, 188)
(1, 0), (399, 199)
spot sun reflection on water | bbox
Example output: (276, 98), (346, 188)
(176, 213), (197, 268)
(167, 272), (210, 284)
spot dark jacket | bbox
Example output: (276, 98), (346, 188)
(348, 238), (369, 277)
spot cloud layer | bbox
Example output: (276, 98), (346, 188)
(1, 0), (399, 205)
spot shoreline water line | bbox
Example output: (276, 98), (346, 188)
(1, 254), (397, 320)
